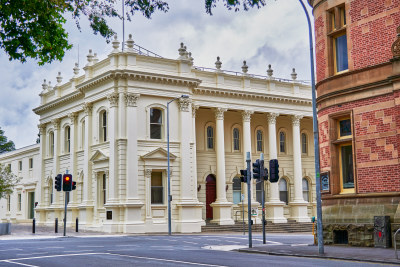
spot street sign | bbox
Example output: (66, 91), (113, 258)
(251, 207), (258, 216)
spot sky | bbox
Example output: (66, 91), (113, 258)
(0, 0), (314, 149)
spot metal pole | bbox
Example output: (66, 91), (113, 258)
(261, 153), (266, 244)
(55, 218), (58, 233)
(32, 218), (35, 234)
(63, 191), (68, 237)
(167, 101), (172, 236)
(76, 217), (79, 232)
(298, 0), (324, 254)
(246, 152), (252, 248)
(242, 195), (245, 235)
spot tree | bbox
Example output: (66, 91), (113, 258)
(0, 164), (20, 200)
(0, 127), (15, 154)
(0, 0), (265, 65)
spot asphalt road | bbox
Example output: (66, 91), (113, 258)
(0, 233), (394, 267)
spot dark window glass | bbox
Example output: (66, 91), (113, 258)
(341, 145), (354, 189)
(279, 132), (286, 153)
(103, 174), (106, 205)
(256, 181), (263, 203)
(339, 119), (351, 137)
(335, 34), (348, 72)
(233, 128), (240, 151)
(302, 178), (309, 202)
(279, 179), (288, 205)
(207, 126), (214, 149)
(232, 177), (241, 204)
(256, 130), (263, 152)
(150, 108), (162, 139)
(151, 172), (163, 204)
(302, 133), (307, 154)
(102, 111), (107, 142)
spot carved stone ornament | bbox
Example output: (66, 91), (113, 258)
(192, 104), (199, 118)
(83, 102), (93, 116)
(38, 123), (46, 135)
(267, 113), (279, 124)
(145, 169), (152, 177)
(292, 115), (303, 126)
(125, 93), (139, 107)
(214, 108), (227, 120)
(51, 118), (60, 130)
(242, 110), (254, 122)
(107, 92), (119, 108)
(178, 97), (191, 112)
(68, 112), (77, 125)
(392, 25), (400, 58)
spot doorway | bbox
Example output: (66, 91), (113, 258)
(28, 192), (35, 219)
(206, 175), (216, 220)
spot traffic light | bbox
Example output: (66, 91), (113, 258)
(63, 174), (73, 191)
(72, 181), (77, 191)
(263, 168), (269, 181)
(252, 159), (261, 181)
(269, 159), (279, 183)
(55, 174), (62, 191)
(240, 169), (248, 183)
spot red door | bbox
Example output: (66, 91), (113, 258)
(206, 175), (216, 220)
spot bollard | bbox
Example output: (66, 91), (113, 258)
(76, 217), (78, 233)
(55, 218), (58, 233)
(32, 218), (36, 234)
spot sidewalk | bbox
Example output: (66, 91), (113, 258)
(239, 243), (400, 265)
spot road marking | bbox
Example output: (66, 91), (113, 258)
(0, 248), (23, 252)
(202, 245), (247, 251)
(115, 245), (138, 247)
(17, 252), (49, 256)
(36, 247), (64, 250)
(63, 250), (93, 253)
(109, 253), (228, 266)
(183, 241), (198, 245)
(0, 252), (107, 262)
(77, 245), (104, 248)
(291, 244), (309, 247)
(2, 260), (39, 267)
(224, 240), (241, 244)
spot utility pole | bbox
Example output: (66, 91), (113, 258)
(246, 152), (252, 248)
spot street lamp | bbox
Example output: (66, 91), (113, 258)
(298, 0), (324, 254)
(167, 94), (189, 236)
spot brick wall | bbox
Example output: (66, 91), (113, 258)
(318, 93), (400, 193)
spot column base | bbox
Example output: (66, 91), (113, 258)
(265, 201), (287, 223)
(176, 201), (203, 233)
(210, 202), (234, 225)
(289, 202), (311, 222)
(122, 201), (145, 233)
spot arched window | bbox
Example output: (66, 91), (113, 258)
(256, 130), (263, 152)
(207, 126), (214, 149)
(232, 177), (242, 204)
(99, 110), (107, 142)
(302, 178), (309, 202)
(279, 131), (286, 153)
(150, 108), (163, 139)
(233, 128), (240, 151)
(81, 121), (85, 149)
(302, 133), (308, 154)
(65, 126), (70, 153)
(49, 179), (54, 204)
(279, 178), (288, 204)
(49, 131), (54, 157)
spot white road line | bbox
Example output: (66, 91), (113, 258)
(0, 248), (23, 252)
(16, 253), (49, 256)
(0, 252), (106, 262)
(2, 260), (39, 267)
(183, 241), (198, 245)
(291, 244), (309, 247)
(115, 245), (138, 247)
(109, 253), (229, 267)
(36, 247), (64, 250)
(77, 245), (104, 248)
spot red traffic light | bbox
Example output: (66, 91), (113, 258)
(63, 174), (73, 191)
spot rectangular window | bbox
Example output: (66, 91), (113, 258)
(256, 130), (263, 152)
(29, 158), (33, 169)
(81, 121), (85, 149)
(150, 108), (162, 139)
(18, 161), (22, 171)
(50, 132), (54, 157)
(103, 174), (106, 205)
(328, 5), (348, 74)
(18, 193), (21, 211)
(7, 164), (11, 172)
(7, 195), (11, 212)
(151, 172), (163, 204)
(334, 34), (348, 73)
(339, 118), (351, 138)
(340, 143), (354, 192)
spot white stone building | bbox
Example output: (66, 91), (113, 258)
(0, 35), (316, 233)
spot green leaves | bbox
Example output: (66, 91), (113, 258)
(0, 163), (20, 200)
(0, 127), (15, 154)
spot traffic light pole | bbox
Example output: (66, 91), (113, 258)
(260, 153), (266, 244)
(63, 191), (67, 237)
(246, 152), (252, 248)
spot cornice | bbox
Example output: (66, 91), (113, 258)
(33, 90), (83, 115)
(0, 144), (40, 160)
(193, 86), (312, 105)
(76, 69), (202, 92)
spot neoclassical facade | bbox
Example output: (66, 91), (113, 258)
(0, 36), (316, 233)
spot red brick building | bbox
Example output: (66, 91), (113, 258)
(308, 0), (400, 246)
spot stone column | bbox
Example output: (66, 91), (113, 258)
(210, 108), (234, 225)
(266, 113), (287, 223)
(176, 99), (203, 233)
(124, 93), (144, 233)
(79, 102), (93, 226)
(107, 92), (119, 203)
(191, 104), (199, 200)
(242, 110), (256, 201)
(51, 119), (61, 206)
(290, 115), (310, 222)
(34, 123), (46, 222)
(145, 169), (152, 220)
(68, 113), (77, 204)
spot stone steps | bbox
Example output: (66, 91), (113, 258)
(202, 221), (313, 233)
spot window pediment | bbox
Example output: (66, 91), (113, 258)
(141, 147), (176, 161)
(90, 149), (109, 162)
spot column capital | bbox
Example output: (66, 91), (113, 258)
(214, 107), (227, 120)
(192, 104), (199, 118)
(125, 93), (140, 107)
(178, 97), (192, 112)
(68, 112), (78, 125)
(38, 123), (46, 134)
(51, 118), (60, 130)
(241, 110), (254, 122)
(267, 113), (279, 124)
(145, 169), (152, 177)
(83, 102), (93, 116)
(107, 92), (119, 108)
(291, 115), (303, 126)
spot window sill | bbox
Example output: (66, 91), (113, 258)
(332, 137), (352, 144)
(327, 26), (346, 37)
